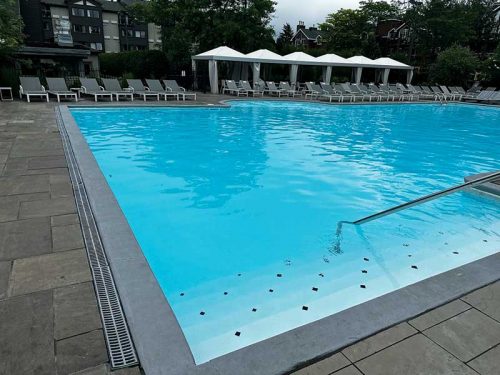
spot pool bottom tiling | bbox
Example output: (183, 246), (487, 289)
(69, 101), (500, 363)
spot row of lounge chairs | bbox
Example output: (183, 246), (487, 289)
(221, 80), (498, 104)
(18, 76), (196, 102)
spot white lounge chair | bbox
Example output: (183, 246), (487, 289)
(127, 79), (160, 101)
(266, 81), (286, 97)
(101, 78), (134, 101)
(19, 77), (49, 102)
(163, 80), (196, 100)
(223, 80), (248, 96)
(145, 79), (179, 101)
(46, 78), (78, 102)
(80, 78), (113, 102)
(240, 81), (264, 97)
(279, 82), (301, 97)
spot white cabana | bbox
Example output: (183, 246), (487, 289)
(282, 52), (318, 85)
(345, 56), (378, 84)
(193, 46), (248, 93)
(372, 57), (413, 84)
(245, 49), (286, 86)
(192, 46), (414, 93)
(316, 53), (351, 84)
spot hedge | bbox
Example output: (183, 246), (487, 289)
(99, 50), (169, 79)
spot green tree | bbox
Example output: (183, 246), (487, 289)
(359, 0), (400, 26)
(429, 45), (479, 86)
(129, 0), (276, 71)
(276, 23), (294, 53)
(482, 43), (500, 86)
(0, 0), (24, 57)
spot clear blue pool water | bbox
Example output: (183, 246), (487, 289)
(71, 102), (500, 363)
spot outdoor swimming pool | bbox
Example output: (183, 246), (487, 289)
(70, 102), (499, 364)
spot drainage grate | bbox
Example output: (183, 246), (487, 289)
(55, 108), (139, 369)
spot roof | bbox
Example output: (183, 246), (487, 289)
(282, 51), (318, 65)
(16, 46), (91, 57)
(245, 49), (285, 64)
(192, 46), (413, 69)
(40, 0), (133, 12)
(373, 57), (411, 69)
(315, 53), (351, 66)
(292, 28), (325, 41)
(192, 46), (248, 62)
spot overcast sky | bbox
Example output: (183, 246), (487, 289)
(271, 0), (362, 32)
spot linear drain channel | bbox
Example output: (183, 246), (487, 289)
(56, 108), (139, 369)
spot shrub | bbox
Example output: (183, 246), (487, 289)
(99, 50), (169, 79)
(429, 45), (479, 86)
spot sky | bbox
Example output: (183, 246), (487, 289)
(271, 0), (362, 32)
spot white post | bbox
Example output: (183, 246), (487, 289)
(290, 64), (299, 86)
(382, 68), (390, 85)
(406, 69), (414, 84)
(354, 67), (363, 84)
(252, 62), (261, 88)
(322, 66), (332, 84)
(208, 60), (218, 94)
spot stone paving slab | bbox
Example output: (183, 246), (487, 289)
(56, 329), (108, 375)
(0, 261), (10, 300)
(70, 364), (142, 375)
(461, 282), (500, 322)
(0, 192), (50, 222)
(52, 213), (80, 226)
(54, 282), (102, 340)
(467, 345), (500, 375)
(0, 217), (51, 260)
(423, 309), (500, 362)
(0, 174), (50, 195)
(291, 353), (350, 375)
(0, 291), (55, 375)
(341, 322), (417, 362)
(9, 248), (92, 296)
(355, 334), (476, 375)
(409, 299), (471, 331)
(29, 155), (67, 170)
(52, 223), (84, 252)
(50, 173), (74, 198)
(331, 366), (362, 375)
(19, 196), (76, 218)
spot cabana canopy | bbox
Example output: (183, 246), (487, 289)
(192, 46), (414, 93)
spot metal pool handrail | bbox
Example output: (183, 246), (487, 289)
(352, 170), (500, 225)
(332, 171), (500, 253)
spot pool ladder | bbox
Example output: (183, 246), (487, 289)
(333, 171), (500, 251)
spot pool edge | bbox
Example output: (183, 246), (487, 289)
(59, 103), (500, 375)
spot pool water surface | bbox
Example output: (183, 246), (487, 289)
(70, 102), (500, 363)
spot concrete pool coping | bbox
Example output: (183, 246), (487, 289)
(58, 102), (500, 375)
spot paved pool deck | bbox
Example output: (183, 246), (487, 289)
(0, 96), (499, 375)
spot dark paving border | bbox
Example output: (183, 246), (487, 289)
(59, 102), (500, 375)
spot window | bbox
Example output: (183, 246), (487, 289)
(43, 21), (51, 31)
(41, 6), (51, 18)
(73, 24), (86, 33)
(89, 26), (101, 34)
(127, 29), (134, 37)
(119, 14), (128, 25)
(87, 9), (100, 18)
(121, 28), (126, 37)
(90, 42), (103, 51)
(71, 8), (85, 17)
(134, 30), (146, 38)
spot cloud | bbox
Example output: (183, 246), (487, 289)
(271, 0), (362, 32)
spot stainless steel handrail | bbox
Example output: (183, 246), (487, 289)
(332, 171), (500, 253)
(352, 170), (500, 225)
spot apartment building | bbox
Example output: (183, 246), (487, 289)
(18, 0), (162, 74)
